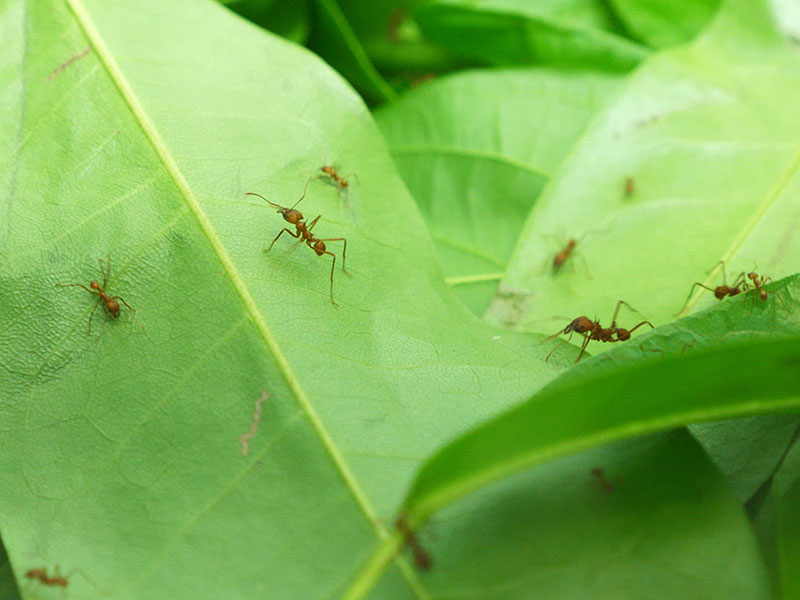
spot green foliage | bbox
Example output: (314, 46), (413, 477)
(1, 0), (799, 599)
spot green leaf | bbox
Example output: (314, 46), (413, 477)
(374, 68), (622, 314)
(391, 431), (771, 600)
(485, 0), (800, 332)
(0, 0), (562, 597)
(605, 0), (722, 48)
(689, 415), (800, 503)
(345, 276), (800, 597)
(415, 0), (650, 70)
(774, 438), (800, 597)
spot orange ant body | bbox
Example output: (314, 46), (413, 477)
(544, 300), (653, 362)
(26, 567), (68, 588)
(745, 271), (786, 309)
(246, 180), (349, 306)
(396, 515), (432, 571)
(56, 258), (134, 334)
(552, 239), (577, 271)
(624, 177), (635, 197)
(590, 467), (613, 493)
(677, 261), (747, 315)
(319, 165), (357, 198)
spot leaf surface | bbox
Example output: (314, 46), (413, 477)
(375, 68), (622, 314)
(485, 0), (800, 333)
(0, 0), (561, 597)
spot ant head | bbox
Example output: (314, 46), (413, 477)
(89, 280), (101, 290)
(107, 299), (120, 317)
(281, 208), (302, 224)
(321, 166), (334, 175)
(748, 272), (758, 281)
(566, 316), (593, 334)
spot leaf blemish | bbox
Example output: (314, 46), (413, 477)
(46, 45), (91, 82)
(240, 391), (269, 456)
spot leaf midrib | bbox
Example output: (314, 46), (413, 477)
(62, 0), (415, 592)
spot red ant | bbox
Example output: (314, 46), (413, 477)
(246, 180), (349, 306)
(745, 271), (787, 309)
(590, 467), (614, 493)
(26, 567), (68, 588)
(25, 566), (105, 594)
(677, 261), (747, 315)
(396, 514), (432, 571)
(56, 258), (134, 334)
(552, 239), (577, 271)
(544, 300), (653, 363)
(319, 165), (357, 198)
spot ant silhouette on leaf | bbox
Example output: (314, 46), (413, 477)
(25, 565), (107, 595)
(246, 177), (350, 306)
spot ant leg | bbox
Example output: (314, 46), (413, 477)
(713, 260), (728, 286)
(676, 282), (717, 316)
(319, 238), (349, 274)
(111, 296), (135, 312)
(265, 228), (300, 252)
(574, 333), (593, 363)
(305, 215), (322, 233)
(627, 320), (654, 335)
(101, 256), (110, 289)
(56, 283), (98, 295)
(87, 298), (102, 335)
(545, 337), (570, 362)
(323, 250), (339, 307)
(610, 300), (641, 329)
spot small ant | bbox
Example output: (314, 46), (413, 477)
(552, 239), (577, 271)
(677, 261), (747, 315)
(745, 271), (787, 309)
(624, 177), (635, 197)
(26, 567), (68, 588)
(590, 467), (613, 493)
(396, 514), (432, 571)
(319, 165), (357, 198)
(544, 300), (653, 363)
(26, 565), (106, 594)
(56, 258), (134, 334)
(246, 179), (349, 306)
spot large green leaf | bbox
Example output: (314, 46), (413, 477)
(345, 277), (800, 597)
(0, 0), (564, 597)
(371, 430), (771, 600)
(415, 0), (650, 70)
(351, 298), (800, 597)
(374, 68), (622, 314)
(485, 0), (800, 333)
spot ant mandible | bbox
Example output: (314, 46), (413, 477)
(396, 514), (432, 571)
(56, 258), (134, 334)
(544, 300), (653, 363)
(676, 260), (747, 315)
(246, 178), (350, 306)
